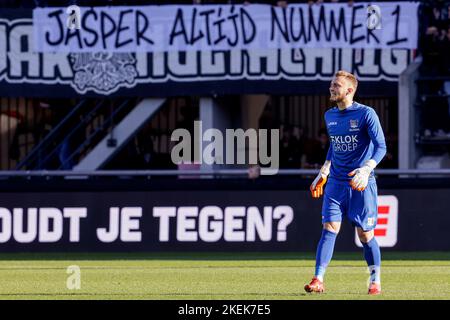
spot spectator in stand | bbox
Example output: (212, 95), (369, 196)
(279, 124), (301, 168)
(421, 26), (447, 76)
(136, 132), (156, 169)
(303, 128), (329, 169)
(419, 1), (450, 74)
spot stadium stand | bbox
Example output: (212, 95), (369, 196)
(0, 0), (449, 172)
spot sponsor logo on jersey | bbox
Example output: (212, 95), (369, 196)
(330, 135), (358, 152)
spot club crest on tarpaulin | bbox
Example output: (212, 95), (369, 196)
(69, 53), (138, 94)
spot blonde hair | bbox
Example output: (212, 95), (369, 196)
(335, 70), (358, 91)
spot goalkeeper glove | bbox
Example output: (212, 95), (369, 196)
(348, 159), (377, 191)
(310, 160), (331, 198)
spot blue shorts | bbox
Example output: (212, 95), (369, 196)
(321, 179), (378, 231)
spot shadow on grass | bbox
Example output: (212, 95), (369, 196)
(0, 252), (449, 261)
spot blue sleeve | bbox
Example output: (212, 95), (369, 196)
(324, 112), (332, 161)
(365, 109), (387, 165)
(326, 144), (332, 161)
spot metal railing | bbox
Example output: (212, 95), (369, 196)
(58, 98), (138, 169)
(14, 99), (90, 170)
(0, 169), (450, 178)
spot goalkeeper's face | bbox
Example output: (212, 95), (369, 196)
(329, 77), (353, 103)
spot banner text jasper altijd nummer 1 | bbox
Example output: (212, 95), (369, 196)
(33, 2), (420, 53)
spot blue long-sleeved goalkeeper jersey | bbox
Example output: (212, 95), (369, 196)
(324, 102), (387, 182)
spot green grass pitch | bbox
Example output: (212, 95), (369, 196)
(0, 252), (449, 300)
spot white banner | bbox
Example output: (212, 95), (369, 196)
(33, 2), (419, 53)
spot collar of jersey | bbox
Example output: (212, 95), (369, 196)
(338, 102), (357, 112)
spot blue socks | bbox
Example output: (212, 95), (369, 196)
(362, 237), (381, 283)
(314, 229), (337, 281)
(313, 229), (381, 284)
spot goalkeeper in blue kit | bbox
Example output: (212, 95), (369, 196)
(305, 71), (387, 295)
